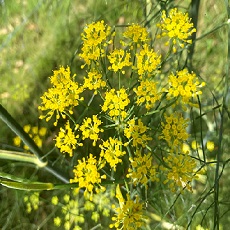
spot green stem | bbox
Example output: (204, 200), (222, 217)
(197, 96), (206, 162)
(0, 171), (31, 182)
(213, 2), (230, 229)
(187, 0), (200, 69)
(0, 149), (47, 167)
(0, 104), (69, 183)
(0, 179), (54, 191)
(196, 21), (229, 41)
(0, 104), (46, 163)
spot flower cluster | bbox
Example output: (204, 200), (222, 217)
(124, 118), (152, 148)
(135, 44), (161, 78)
(37, 8), (204, 229)
(52, 194), (84, 230)
(161, 153), (197, 192)
(13, 125), (47, 150)
(122, 23), (149, 47)
(80, 115), (104, 146)
(79, 20), (113, 67)
(55, 121), (82, 157)
(101, 88), (130, 121)
(99, 137), (126, 171)
(108, 49), (132, 73)
(157, 8), (196, 52)
(70, 154), (106, 200)
(166, 69), (205, 107)
(84, 187), (113, 222)
(38, 66), (83, 126)
(23, 192), (40, 213)
(110, 186), (146, 230)
(134, 79), (161, 110)
(83, 69), (106, 94)
(127, 151), (158, 188)
(52, 187), (115, 229)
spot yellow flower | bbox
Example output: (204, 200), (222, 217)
(70, 154), (106, 200)
(159, 113), (189, 151)
(33, 135), (42, 149)
(80, 115), (104, 146)
(51, 196), (59, 205)
(101, 88), (130, 121)
(55, 121), (82, 157)
(134, 79), (161, 110)
(157, 8), (196, 52)
(31, 126), (38, 134)
(99, 137), (126, 171)
(166, 69), (205, 107)
(207, 141), (215, 152)
(127, 151), (158, 188)
(23, 124), (31, 133)
(39, 127), (47, 136)
(110, 188), (146, 230)
(108, 49), (132, 73)
(63, 194), (70, 203)
(54, 217), (62, 227)
(13, 136), (21, 147)
(38, 66), (84, 126)
(83, 69), (106, 94)
(79, 20), (113, 67)
(135, 44), (161, 78)
(122, 24), (149, 47)
(124, 118), (152, 147)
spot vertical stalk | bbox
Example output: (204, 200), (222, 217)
(213, 1), (230, 229)
(0, 105), (46, 163)
(187, 0), (200, 69)
(0, 104), (69, 183)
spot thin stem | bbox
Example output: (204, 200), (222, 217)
(0, 149), (47, 167)
(196, 22), (229, 41)
(0, 104), (46, 164)
(213, 2), (230, 229)
(197, 96), (206, 162)
(0, 104), (69, 183)
(187, 0), (200, 69)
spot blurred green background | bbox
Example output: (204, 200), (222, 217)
(0, 0), (229, 229)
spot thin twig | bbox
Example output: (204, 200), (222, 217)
(213, 1), (230, 229)
(0, 104), (69, 183)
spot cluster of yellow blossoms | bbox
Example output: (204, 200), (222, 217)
(13, 124), (47, 150)
(79, 20), (113, 67)
(55, 121), (82, 157)
(70, 154), (106, 200)
(80, 115), (104, 146)
(83, 69), (106, 94)
(37, 8), (207, 230)
(157, 8), (197, 52)
(38, 66), (83, 126)
(52, 193), (85, 229)
(124, 118), (152, 148)
(101, 88), (130, 121)
(167, 69), (206, 106)
(110, 190), (145, 230)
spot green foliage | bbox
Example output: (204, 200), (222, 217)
(0, 0), (229, 229)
